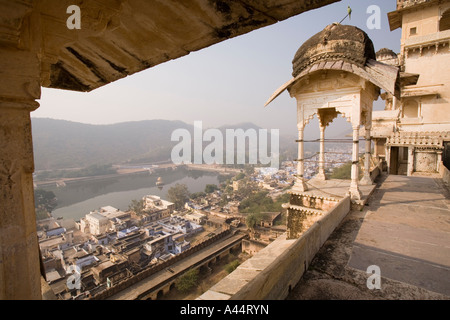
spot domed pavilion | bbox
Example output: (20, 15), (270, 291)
(265, 23), (400, 238)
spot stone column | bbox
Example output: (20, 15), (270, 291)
(349, 125), (362, 200)
(0, 46), (42, 299)
(386, 145), (391, 173)
(295, 125), (308, 192)
(360, 127), (373, 185)
(316, 125), (327, 180)
(408, 146), (415, 176)
(437, 150), (442, 169)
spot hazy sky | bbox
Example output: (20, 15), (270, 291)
(32, 0), (401, 138)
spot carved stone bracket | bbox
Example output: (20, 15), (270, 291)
(317, 108), (339, 127)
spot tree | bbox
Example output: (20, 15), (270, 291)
(190, 191), (206, 199)
(35, 208), (50, 221)
(246, 214), (258, 230)
(330, 161), (362, 180)
(224, 259), (240, 274)
(204, 184), (218, 194)
(167, 183), (190, 209)
(34, 189), (57, 213)
(244, 165), (254, 175)
(234, 172), (245, 181)
(128, 199), (144, 215)
(176, 268), (199, 293)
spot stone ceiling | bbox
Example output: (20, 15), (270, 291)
(1, 0), (340, 92)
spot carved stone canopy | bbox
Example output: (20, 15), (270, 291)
(264, 24), (400, 107)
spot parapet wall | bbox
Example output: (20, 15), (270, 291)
(198, 196), (351, 300)
(440, 161), (450, 185)
(370, 161), (383, 181)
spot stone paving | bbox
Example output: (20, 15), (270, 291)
(287, 173), (450, 299)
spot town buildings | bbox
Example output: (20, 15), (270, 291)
(38, 195), (203, 299)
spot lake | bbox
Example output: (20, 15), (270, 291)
(41, 167), (225, 221)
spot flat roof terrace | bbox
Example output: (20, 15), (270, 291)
(287, 173), (450, 299)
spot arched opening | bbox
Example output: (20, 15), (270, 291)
(439, 8), (450, 31)
(402, 100), (419, 118)
(199, 265), (209, 274)
(169, 283), (176, 291)
(304, 112), (361, 181)
(156, 290), (164, 300)
(303, 114), (320, 180)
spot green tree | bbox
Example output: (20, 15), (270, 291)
(35, 208), (50, 221)
(244, 165), (255, 175)
(204, 184), (218, 193)
(34, 189), (57, 213)
(224, 259), (240, 274)
(224, 185), (233, 194)
(190, 191), (206, 199)
(128, 199), (145, 215)
(167, 183), (190, 209)
(234, 172), (245, 181)
(239, 191), (273, 213)
(246, 214), (258, 230)
(176, 268), (199, 293)
(330, 161), (362, 180)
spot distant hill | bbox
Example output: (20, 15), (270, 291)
(32, 118), (192, 170)
(31, 118), (297, 170)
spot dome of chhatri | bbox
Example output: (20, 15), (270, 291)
(376, 48), (398, 60)
(292, 23), (376, 77)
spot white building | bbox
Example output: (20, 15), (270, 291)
(80, 212), (109, 236)
(142, 195), (175, 221)
(185, 212), (206, 225)
(98, 206), (129, 219)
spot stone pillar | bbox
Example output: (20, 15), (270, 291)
(0, 46), (42, 299)
(408, 146), (415, 176)
(386, 145), (391, 173)
(295, 125), (308, 192)
(437, 150), (442, 169)
(360, 127), (373, 185)
(316, 125), (327, 180)
(0, 100), (42, 300)
(349, 125), (362, 200)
